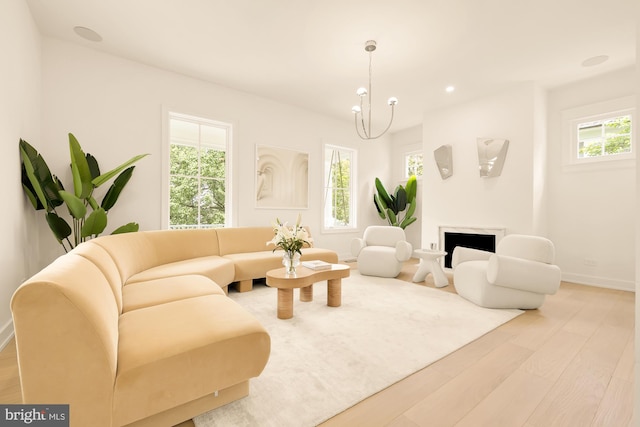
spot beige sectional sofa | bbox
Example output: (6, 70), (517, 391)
(11, 226), (337, 427)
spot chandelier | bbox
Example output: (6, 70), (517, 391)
(352, 40), (398, 140)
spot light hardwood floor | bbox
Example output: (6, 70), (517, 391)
(1, 260), (634, 427)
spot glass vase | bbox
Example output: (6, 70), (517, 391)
(283, 251), (301, 275)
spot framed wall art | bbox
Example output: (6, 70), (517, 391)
(255, 145), (309, 209)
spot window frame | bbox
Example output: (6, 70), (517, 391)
(322, 144), (357, 233)
(163, 110), (233, 229)
(562, 96), (635, 171)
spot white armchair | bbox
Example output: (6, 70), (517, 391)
(351, 226), (413, 278)
(452, 234), (561, 309)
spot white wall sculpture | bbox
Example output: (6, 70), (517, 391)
(477, 138), (509, 178)
(434, 144), (453, 179)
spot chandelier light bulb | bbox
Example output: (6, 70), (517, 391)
(352, 106), (361, 114)
(387, 97), (398, 106)
(356, 87), (368, 97)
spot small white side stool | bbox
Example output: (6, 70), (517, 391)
(413, 249), (448, 288)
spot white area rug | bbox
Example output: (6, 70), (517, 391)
(193, 271), (522, 427)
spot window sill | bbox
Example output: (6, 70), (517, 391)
(321, 227), (359, 235)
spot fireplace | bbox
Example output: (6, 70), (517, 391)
(438, 226), (506, 268)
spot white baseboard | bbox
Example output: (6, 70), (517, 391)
(562, 272), (635, 292)
(0, 319), (14, 351)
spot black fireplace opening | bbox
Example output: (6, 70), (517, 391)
(443, 232), (496, 268)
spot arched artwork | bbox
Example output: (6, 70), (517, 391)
(256, 145), (309, 208)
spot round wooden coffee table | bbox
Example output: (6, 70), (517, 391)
(266, 264), (350, 319)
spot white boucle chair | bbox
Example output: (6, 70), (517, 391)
(351, 226), (413, 278)
(452, 234), (561, 309)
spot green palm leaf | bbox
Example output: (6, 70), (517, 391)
(92, 153), (149, 187)
(375, 177), (392, 207)
(46, 212), (71, 242)
(59, 190), (87, 219)
(112, 222), (139, 234)
(400, 216), (417, 229)
(395, 186), (407, 212)
(20, 140), (63, 211)
(81, 208), (108, 238)
(86, 153), (100, 179)
(69, 133), (93, 199)
(101, 166), (134, 211)
(405, 175), (417, 203)
(373, 194), (388, 220)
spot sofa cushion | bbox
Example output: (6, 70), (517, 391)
(92, 229), (220, 283)
(216, 227), (278, 255)
(222, 251), (284, 281)
(71, 241), (124, 313)
(143, 228), (221, 263)
(91, 232), (163, 283)
(223, 248), (339, 281)
(114, 295), (270, 426)
(125, 256), (235, 288)
(301, 248), (339, 264)
(122, 275), (225, 312)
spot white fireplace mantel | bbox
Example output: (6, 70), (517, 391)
(437, 226), (507, 269)
(438, 225), (507, 249)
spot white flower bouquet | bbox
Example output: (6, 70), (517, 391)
(267, 214), (312, 255)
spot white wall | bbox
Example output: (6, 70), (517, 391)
(547, 67), (636, 291)
(37, 39), (389, 263)
(390, 125), (423, 250)
(632, 8), (639, 420)
(421, 83), (543, 247)
(0, 1), (42, 346)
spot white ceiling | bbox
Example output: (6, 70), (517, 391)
(26, 0), (637, 133)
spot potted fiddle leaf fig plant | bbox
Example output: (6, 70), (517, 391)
(20, 133), (149, 252)
(373, 175), (417, 229)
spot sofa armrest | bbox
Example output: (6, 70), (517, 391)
(487, 254), (561, 295)
(351, 238), (366, 257)
(395, 241), (413, 262)
(451, 246), (492, 268)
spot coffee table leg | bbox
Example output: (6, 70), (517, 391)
(300, 284), (313, 302)
(327, 278), (341, 307)
(277, 288), (294, 319)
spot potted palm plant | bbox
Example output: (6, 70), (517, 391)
(20, 133), (148, 252)
(373, 175), (417, 229)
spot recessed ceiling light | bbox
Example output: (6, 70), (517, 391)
(73, 26), (102, 42)
(581, 55), (609, 67)
(445, 86), (455, 93)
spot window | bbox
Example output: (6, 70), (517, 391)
(577, 115), (631, 158)
(563, 96), (635, 169)
(323, 145), (356, 231)
(405, 150), (423, 178)
(167, 112), (231, 229)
